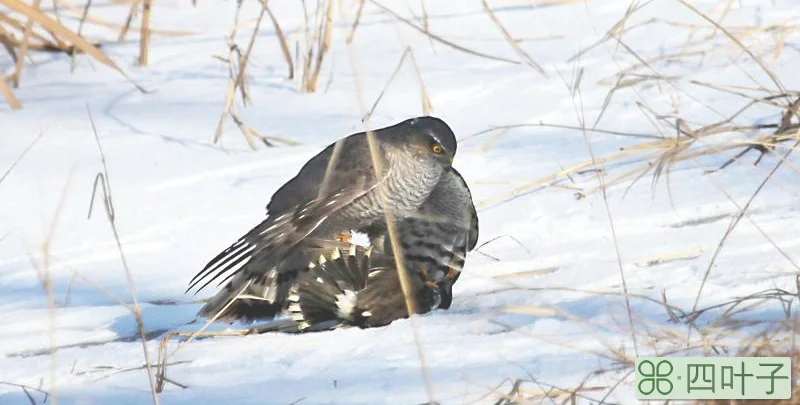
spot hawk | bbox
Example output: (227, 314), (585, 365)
(189, 116), (458, 321)
(289, 168), (479, 330)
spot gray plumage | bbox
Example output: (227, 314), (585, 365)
(189, 116), (457, 321)
(366, 167), (479, 308)
(288, 168), (479, 330)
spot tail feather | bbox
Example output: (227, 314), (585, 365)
(289, 280), (342, 327)
(290, 245), (444, 331)
(288, 246), (373, 330)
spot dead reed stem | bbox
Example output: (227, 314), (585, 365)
(369, 0), (520, 65)
(305, 0), (333, 92)
(12, 0), (43, 86)
(561, 55), (639, 356)
(86, 106), (160, 405)
(0, 77), (22, 110)
(213, 0), (268, 148)
(138, 0), (152, 65)
(263, 1), (294, 79)
(30, 172), (75, 405)
(481, 0), (546, 76)
(0, 130), (45, 185)
(342, 3), (436, 400)
(70, 0), (94, 72)
(364, 47), (432, 121)
(689, 135), (800, 336)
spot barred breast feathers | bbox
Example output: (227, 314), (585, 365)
(382, 146), (444, 215)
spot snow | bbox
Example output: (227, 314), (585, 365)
(2, 0), (799, 403)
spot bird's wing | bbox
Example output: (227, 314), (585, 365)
(187, 176), (385, 294)
(197, 239), (360, 323)
(266, 132), (372, 214)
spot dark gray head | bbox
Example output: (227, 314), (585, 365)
(379, 116), (457, 166)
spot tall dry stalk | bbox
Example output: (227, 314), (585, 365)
(138, 0), (152, 65)
(212, 0), (271, 149)
(299, 0), (334, 92)
(86, 106), (160, 405)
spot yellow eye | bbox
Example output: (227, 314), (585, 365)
(431, 144), (443, 154)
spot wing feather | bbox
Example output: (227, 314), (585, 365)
(187, 178), (384, 294)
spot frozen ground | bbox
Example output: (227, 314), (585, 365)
(2, 0), (799, 403)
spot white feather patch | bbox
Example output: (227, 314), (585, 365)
(335, 290), (358, 320)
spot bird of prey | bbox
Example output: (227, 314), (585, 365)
(189, 116), (458, 321)
(289, 168), (479, 330)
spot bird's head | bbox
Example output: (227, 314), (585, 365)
(393, 116), (457, 167)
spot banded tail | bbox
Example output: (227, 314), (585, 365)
(288, 245), (443, 331)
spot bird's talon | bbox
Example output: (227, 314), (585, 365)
(448, 267), (458, 280)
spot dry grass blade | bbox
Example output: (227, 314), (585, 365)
(346, 0), (365, 43)
(567, 0), (652, 63)
(118, 1), (140, 41)
(491, 89), (800, 203)
(480, 0), (546, 76)
(155, 280), (257, 393)
(5, 0), (107, 67)
(138, 0), (153, 65)
(463, 122), (659, 143)
(561, 54), (639, 355)
(27, 172), (74, 405)
(213, 0), (274, 148)
(85, 106), (160, 405)
(0, 130), (44, 186)
(406, 48), (433, 115)
(0, 12), (66, 53)
(71, 0), (95, 72)
(263, 1), (294, 79)
(675, 0), (786, 94)
(3, 0), (146, 92)
(49, 4), (195, 38)
(368, 139), (437, 402)
(305, 0), (334, 92)
(364, 48), (410, 120)
(690, 140), (800, 321)
(11, 0), (43, 86)
(0, 23), (20, 60)
(234, 4), (266, 107)
(342, 4), (436, 399)
(364, 47), (432, 121)
(0, 382), (50, 403)
(0, 76), (22, 110)
(369, 0), (520, 65)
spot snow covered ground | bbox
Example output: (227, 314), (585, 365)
(2, 0), (799, 403)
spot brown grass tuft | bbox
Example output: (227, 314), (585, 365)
(0, 0), (158, 109)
